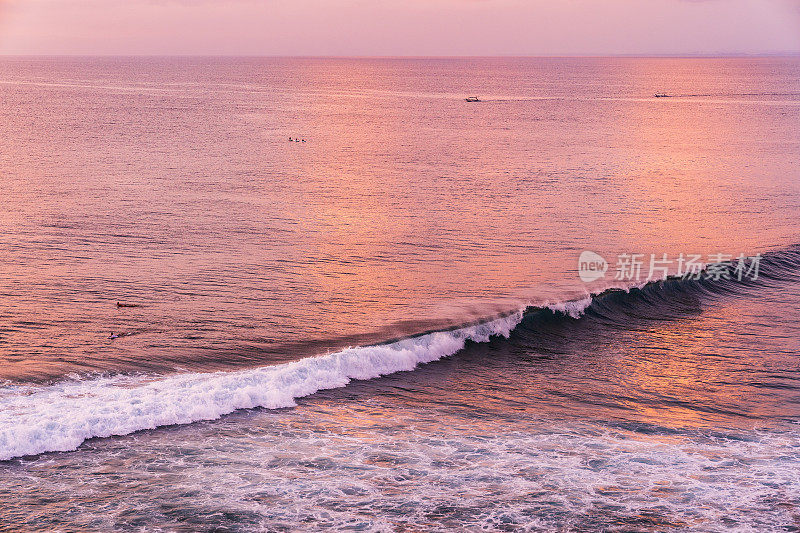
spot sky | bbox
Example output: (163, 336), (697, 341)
(0, 0), (798, 56)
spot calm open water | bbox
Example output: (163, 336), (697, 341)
(1, 57), (800, 531)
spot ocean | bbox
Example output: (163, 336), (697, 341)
(0, 56), (799, 531)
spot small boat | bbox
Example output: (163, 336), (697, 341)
(654, 92), (671, 98)
(465, 96), (481, 102)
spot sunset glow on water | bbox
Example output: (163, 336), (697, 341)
(1, 8), (800, 531)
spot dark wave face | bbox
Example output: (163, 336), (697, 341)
(529, 243), (800, 329)
(442, 244), (800, 429)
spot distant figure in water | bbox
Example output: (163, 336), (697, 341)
(302, 139), (306, 142)
(289, 137), (293, 141)
(108, 332), (119, 339)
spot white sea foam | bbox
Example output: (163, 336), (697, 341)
(546, 296), (593, 318)
(0, 301), (600, 461)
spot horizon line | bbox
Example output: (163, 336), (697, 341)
(1, 53), (799, 59)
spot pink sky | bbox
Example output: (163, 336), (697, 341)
(0, 0), (798, 56)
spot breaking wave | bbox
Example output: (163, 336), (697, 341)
(1, 245), (798, 461)
(0, 310), (531, 461)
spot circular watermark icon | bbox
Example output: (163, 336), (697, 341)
(578, 250), (608, 282)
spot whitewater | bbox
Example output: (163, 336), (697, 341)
(1, 302), (596, 461)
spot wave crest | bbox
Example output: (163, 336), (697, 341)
(0, 310), (526, 461)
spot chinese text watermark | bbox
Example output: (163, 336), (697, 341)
(578, 251), (761, 283)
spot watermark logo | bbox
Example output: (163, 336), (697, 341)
(578, 250), (608, 282)
(578, 251), (761, 283)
